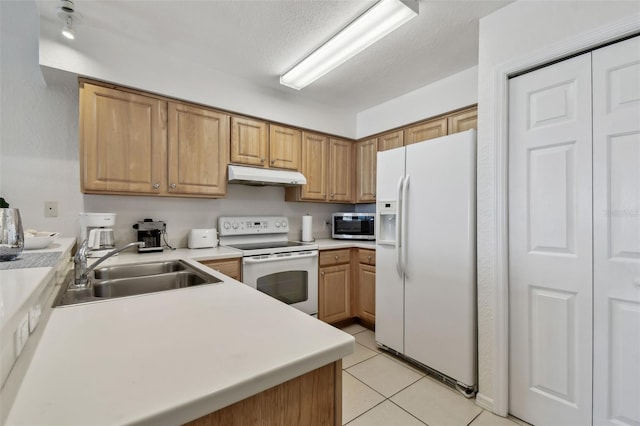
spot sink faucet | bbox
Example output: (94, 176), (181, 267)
(73, 240), (145, 288)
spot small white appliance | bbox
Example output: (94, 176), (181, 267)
(375, 130), (477, 395)
(188, 229), (218, 249)
(79, 212), (117, 258)
(218, 216), (318, 316)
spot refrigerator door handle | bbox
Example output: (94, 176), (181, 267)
(401, 174), (410, 278)
(395, 176), (404, 277)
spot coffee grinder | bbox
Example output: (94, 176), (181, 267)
(133, 219), (165, 253)
(79, 212), (117, 258)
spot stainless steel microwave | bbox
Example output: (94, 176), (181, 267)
(332, 213), (375, 240)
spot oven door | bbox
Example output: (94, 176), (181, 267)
(242, 250), (318, 316)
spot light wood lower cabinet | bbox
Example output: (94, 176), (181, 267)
(319, 249), (352, 323)
(357, 249), (376, 325)
(318, 248), (376, 326)
(185, 360), (342, 426)
(198, 258), (241, 281)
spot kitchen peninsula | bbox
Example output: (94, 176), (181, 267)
(1, 246), (354, 425)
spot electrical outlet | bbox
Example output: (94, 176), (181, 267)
(44, 201), (58, 218)
(29, 304), (42, 333)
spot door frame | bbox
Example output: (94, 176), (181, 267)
(489, 17), (640, 416)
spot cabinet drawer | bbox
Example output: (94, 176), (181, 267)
(319, 249), (351, 267)
(199, 258), (241, 281)
(358, 249), (376, 266)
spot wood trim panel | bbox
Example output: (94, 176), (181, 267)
(185, 361), (341, 426)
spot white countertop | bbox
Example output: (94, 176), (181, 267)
(3, 248), (354, 425)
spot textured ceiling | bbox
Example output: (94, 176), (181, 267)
(37, 0), (512, 112)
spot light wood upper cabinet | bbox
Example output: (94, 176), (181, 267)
(356, 138), (377, 203)
(448, 106), (478, 134)
(269, 124), (301, 171)
(404, 117), (448, 145)
(329, 138), (354, 202)
(378, 130), (404, 152)
(80, 82), (167, 194)
(230, 116), (269, 167)
(299, 132), (329, 201)
(168, 102), (229, 197)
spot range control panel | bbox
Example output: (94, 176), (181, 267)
(218, 216), (289, 236)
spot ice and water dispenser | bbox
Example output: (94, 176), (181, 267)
(377, 200), (397, 245)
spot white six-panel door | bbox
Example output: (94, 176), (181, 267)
(508, 52), (594, 426)
(592, 36), (640, 426)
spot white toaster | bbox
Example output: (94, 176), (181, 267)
(188, 228), (218, 249)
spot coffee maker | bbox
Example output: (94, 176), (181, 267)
(79, 212), (117, 258)
(133, 219), (165, 253)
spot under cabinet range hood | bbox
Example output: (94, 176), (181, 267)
(227, 165), (307, 187)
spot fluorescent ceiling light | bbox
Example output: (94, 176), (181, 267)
(280, 0), (418, 90)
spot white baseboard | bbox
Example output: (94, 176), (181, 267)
(475, 392), (494, 412)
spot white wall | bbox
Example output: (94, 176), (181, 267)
(356, 66), (478, 138)
(0, 1), (352, 247)
(37, 7), (356, 139)
(476, 0), (640, 413)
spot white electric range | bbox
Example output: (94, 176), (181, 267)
(218, 216), (318, 316)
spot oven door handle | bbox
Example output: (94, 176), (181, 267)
(243, 251), (319, 264)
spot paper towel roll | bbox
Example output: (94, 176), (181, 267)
(301, 215), (313, 242)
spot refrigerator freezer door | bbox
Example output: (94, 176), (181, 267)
(375, 147), (406, 354)
(403, 130), (477, 387)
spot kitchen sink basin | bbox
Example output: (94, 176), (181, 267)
(92, 261), (187, 280)
(93, 271), (211, 298)
(54, 260), (222, 307)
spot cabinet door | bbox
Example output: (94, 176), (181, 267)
(447, 107), (477, 134)
(378, 130), (404, 151)
(300, 132), (329, 201)
(404, 117), (447, 145)
(269, 125), (301, 170)
(80, 83), (167, 194)
(230, 116), (268, 167)
(329, 138), (354, 202)
(199, 258), (241, 281)
(356, 138), (377, 203)
(168, 102), (229, 197)
(358, 263), (376, 324)
(319, 264), (351, 323)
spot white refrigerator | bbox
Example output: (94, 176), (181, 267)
(375, 129), (476, 392)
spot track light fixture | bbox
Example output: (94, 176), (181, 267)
(57, 0), (80, 40)
(280, 0), (418, 90)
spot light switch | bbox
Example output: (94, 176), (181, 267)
(44, 201), (58, 218)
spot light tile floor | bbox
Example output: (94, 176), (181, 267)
(340, 324), (524, 426)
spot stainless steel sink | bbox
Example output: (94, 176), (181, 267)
(54, 260), (222, 307)
(93, 261), (187, 280)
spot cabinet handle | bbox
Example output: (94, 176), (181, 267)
(153, 183), (160, 189)
(169, 183), (176, 189)
(330, 193), (335, 198)
(368, 255), (372, 261)
(321, 271), (325, 276)
(335, 255), (339, 260)
(261, 158), (266, 163)
(322, 193), (326, 197)
(270, 159), (276, 165)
